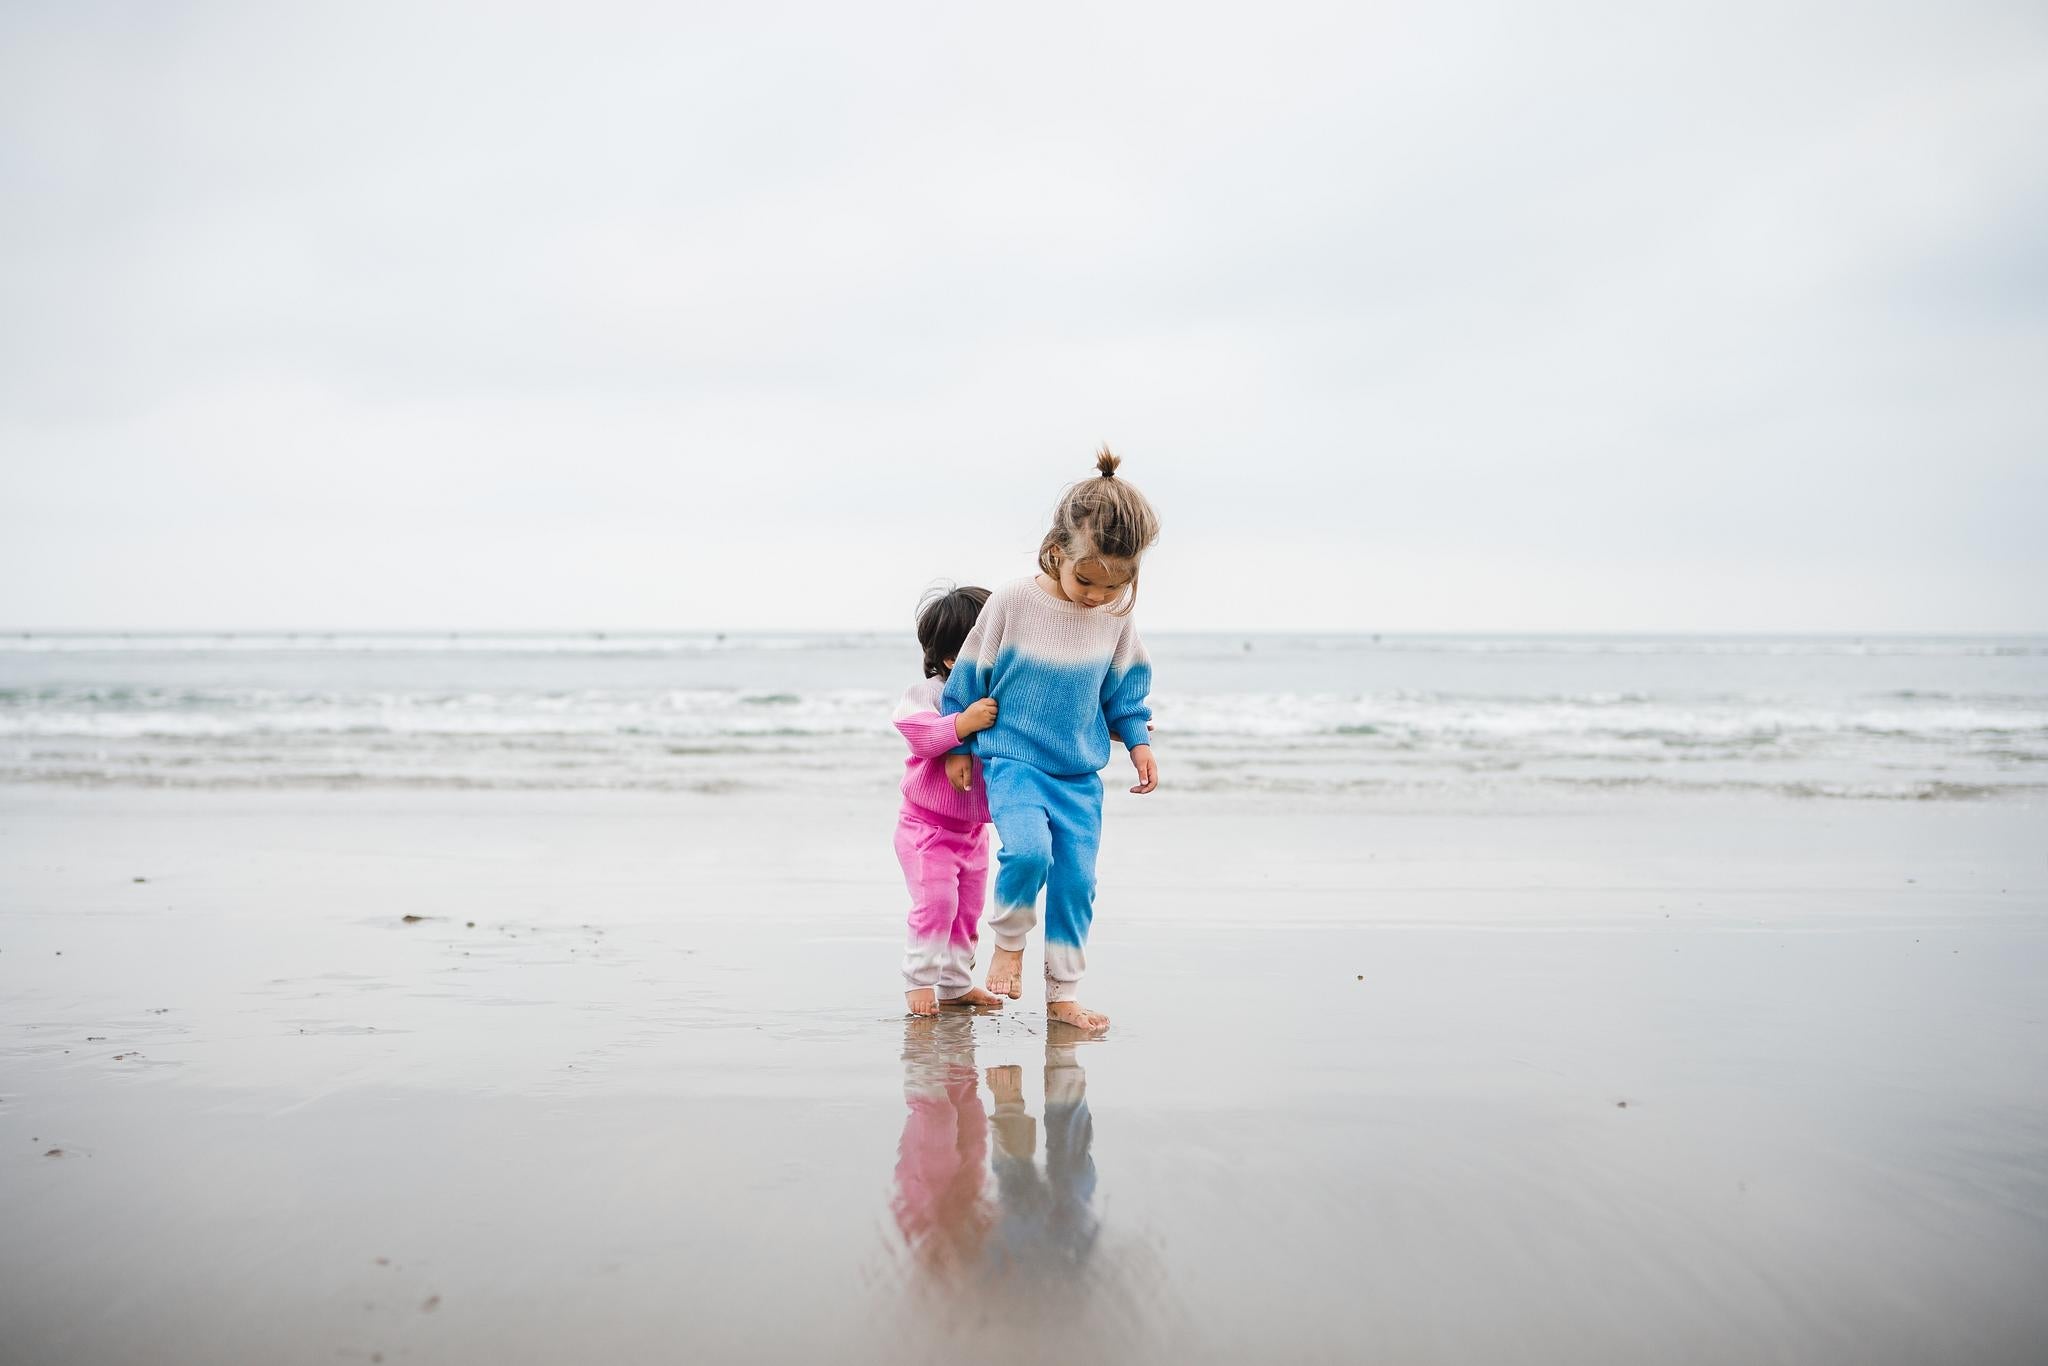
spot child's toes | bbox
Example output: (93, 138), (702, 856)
(1048, 1001), (1109, 1032)
(985, 947), (1026, 999)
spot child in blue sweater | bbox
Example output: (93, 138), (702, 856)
(941, 448), (1160, 1032)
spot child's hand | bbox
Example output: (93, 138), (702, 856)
(954, 697), (998, 739)
(1128, 743), (1158, 795)
(944, 753), (975, 793)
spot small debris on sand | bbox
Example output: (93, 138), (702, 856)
(44, 1148), (64, 1158)
(132, 877), (148, 883)
(465, 920), (475, 928)
(1615, 1100), (1630, 1109)
(421, 1295), (441, 1312)
(401, 914), (425, 924)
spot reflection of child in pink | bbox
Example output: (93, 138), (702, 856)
(891, 1017), (993, 1275)
(892, 585), (1005, 1016)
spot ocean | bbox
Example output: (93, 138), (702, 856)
(3, 632), (2044, 800)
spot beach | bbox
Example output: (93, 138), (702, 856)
(4, 782), (2044, 1365)
(8, 0), (2044, 1355)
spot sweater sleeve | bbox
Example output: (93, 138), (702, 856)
(1101, 618), (1154, 750)
(892, 685), (963, 759)
(939, 597), (1002, 756)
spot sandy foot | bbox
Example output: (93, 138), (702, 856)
(940, 986), (1006, 1010)
(985, 947), (1025, 999)
(1047, 1000), (1109, 1032)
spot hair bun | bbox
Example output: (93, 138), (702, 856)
(1094, 444), (1121, 479)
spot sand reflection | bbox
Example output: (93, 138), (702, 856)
(886, 1018), (1186, 1361)
(890, 1015), (996, 1278)
(890, 1018), (1108, 1296)
(984, 1036), (1098, 1283)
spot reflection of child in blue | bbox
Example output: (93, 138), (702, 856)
(983, 1037), (1098, 1279)
(889, 1023), (1100, 1290)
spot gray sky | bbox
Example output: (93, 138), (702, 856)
(3, 0), (2044, 632)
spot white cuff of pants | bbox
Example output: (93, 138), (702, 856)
(1043, 942), (1086, 1001)
(1045, 1063), (1086, 1107)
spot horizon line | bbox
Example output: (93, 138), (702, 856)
(4, 625), (2045, 639)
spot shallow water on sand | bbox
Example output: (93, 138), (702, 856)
(2, 789), (2046, 1364)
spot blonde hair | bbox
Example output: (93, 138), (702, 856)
(1037, 446), (1160, 616)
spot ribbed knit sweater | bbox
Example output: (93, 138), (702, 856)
(893, 675), (990, 830)
(940, 576), (1153, 777)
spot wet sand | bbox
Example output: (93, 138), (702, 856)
(3, 786), (2045, 1365)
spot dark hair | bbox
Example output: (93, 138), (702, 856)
(916, 583), (991, 679)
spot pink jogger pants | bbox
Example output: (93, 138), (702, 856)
(894, 805), (989, 997)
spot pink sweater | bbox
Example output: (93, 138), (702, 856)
(893, 675), (990, 832)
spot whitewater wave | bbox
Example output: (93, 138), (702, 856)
(6, 632), (2043, 797)
(4, 685), (2040, 749)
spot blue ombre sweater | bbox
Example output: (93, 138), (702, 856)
(940, 577), (1153, 778)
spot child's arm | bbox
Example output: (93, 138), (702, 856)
(939, 701), (997, 795)
(939, 596), (1004, 756)
(1100, 621), (1154, 750)
(1102, 620), (1157, 794)
(893, 705), (963, 760)
(892, 686), (998, 759)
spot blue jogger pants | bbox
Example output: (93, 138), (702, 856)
(982, 757), (1102, 1002)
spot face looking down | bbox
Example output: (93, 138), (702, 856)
(1048, 556), (1132, 610)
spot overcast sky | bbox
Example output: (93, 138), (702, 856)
(2, 0), (2043, 633)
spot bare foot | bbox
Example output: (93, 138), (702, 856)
(985, 947), (1025, 1000)
(940, 986), (1006, 1011)
(1047, 1000), (1110, 1032)
(905, 988), (938, 1017)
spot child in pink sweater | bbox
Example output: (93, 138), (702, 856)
(892, 585), (1004, 1016)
